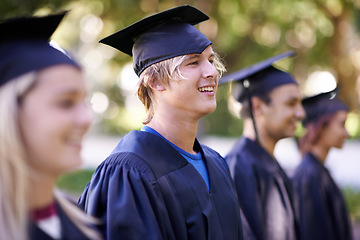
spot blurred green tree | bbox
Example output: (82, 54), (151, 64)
(2, 0), (360, 137)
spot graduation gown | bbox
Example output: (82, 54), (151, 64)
(226, 137), (300, 240)
(78, 130), (243, 240)
(29, 201), (95, 240)
(292, 152), (353, 240)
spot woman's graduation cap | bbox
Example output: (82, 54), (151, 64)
(99, 5), (212, 76)
(301, 88), (348, 126)
(0, 11), (80, 87)
(219, 51), (297, 102)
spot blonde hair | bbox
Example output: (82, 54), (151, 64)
(0, 72), (34, 240)
(0, 72), (102, 240)
(137, 50), (226, 124)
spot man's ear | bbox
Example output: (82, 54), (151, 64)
(251, 97), (263, 115)
(148, 77), (166, 91)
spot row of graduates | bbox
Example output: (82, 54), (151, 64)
(222, 53), (352, 240)
(0, 4), (353, 240)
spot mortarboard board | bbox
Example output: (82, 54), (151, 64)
(219, 51), (297, 102)
(301, 87), (348, 126)
(99, 5), (212, 76)
(0, 11), (80, 87)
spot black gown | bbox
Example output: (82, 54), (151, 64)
(78, 130), (243, 240)
(225, 137), (300, 240)
(292, 152), (353, 240)
(29, 201), (95, 240)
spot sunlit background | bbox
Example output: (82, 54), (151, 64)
(3, 0), (359, 137)
(2, 0), (360, 159)
(4, 0), (360, 159)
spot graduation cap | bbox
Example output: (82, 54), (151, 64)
(0, 11), (80, 87)
(301, 87), (348, 126)
(99, 5), (212, 76)
(219, 51), (297, 145)
(219, 51), (297, 102)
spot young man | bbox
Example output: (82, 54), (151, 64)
(78, 5), (243, 240)
(221, 52), (305, 240)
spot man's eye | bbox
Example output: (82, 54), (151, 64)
(287, 101), (297, 107)
(188, 61), (198, 65)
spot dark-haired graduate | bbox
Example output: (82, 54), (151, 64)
(292, 88), (353, 240)
(220, 52), (304, 240)
(78, 5), (243, 240)
(0, 12), (102, 240)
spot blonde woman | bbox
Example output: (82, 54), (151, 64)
(0, 12), (102, 239)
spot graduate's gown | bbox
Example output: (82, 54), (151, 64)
(225, 137), (300, 240)
(29, 201), (95, 240)
(78, 130), (243, 240)
(292, 152), (353, 240)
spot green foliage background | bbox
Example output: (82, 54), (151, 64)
(2, 0), (360, 137)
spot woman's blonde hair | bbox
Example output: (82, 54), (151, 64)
(0, 72), (102, 240)
(0, 72), (33, 240)
(137, 49), (226, 124)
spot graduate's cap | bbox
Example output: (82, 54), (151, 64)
(302, 87), (348, 126)
(99, 5), (212, 76)
(0, 11), (80, 87)
(220, 51), (297, 102)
